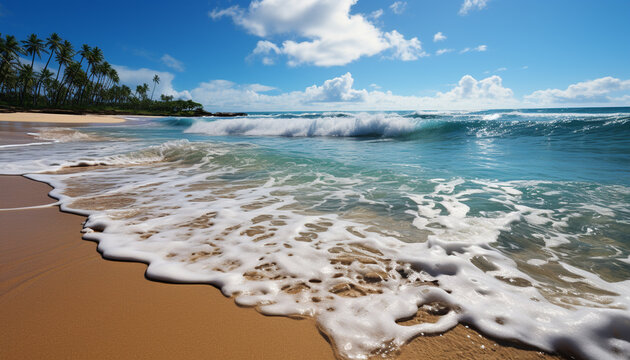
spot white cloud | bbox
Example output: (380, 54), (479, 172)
(113, 65), (191, 100)
(525, 77), (630, 105)
(460, 45), (487, 53)
(251, 40), (281, 65)
(522, 65), (529, 70)
(436, 48), (454, 56)
(385, 30), (427, 61)
(127, 64), (627, 111)
(160, 54), (185, 72)
(430, 75), (514, 106)
(390, 1), (407, 15)
(253, 40), (281, 55)
(496, 67), (507, 72)
(211, 0), (424, 66)
(248, 84), (276, 92)
(304, 72), (367, 102)
(433, 32), (447, 42)
(459, 0), (488, 15)
(370, 9), (383, 19)
(183, 72), (520, 111)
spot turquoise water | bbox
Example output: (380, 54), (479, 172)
(132, 107), (630, 183)
(1, 107), (629, 358)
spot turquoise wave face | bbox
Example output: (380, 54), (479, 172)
(152, 108), (630, 184)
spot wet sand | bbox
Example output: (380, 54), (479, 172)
(0, 176), (335, 359)
(0, 125), (563, 359)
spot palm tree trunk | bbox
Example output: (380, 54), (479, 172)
(55, 63), (62, 82)
(33, 52), (55, 106)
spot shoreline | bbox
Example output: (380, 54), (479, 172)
(0, 126), (564, 359)
(0, 175), (335, 360)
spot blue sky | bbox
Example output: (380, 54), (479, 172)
(2, 0), (630, 110)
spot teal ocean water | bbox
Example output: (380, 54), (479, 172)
(1, 107), (629, 359)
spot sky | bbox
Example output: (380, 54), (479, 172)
(2, 0), (630, 111)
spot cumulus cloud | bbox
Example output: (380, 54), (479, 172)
(525, 77), (630, 105)
(385, 30), (427, 61)
(390, 1), (407, 15)
(113, 65), (191, 100)
(304, 72), (367, 102)
(436, 48), (454, 56)
(251, 40), (282, 65)
(161, 54), (185, 72)
(182, 72), (521, 111)
(211, 0), (425, 66)
(459, 0), (488, 15)
(131, 67), (627, 111)
(433, 32), (446, 42)
(433, 75), (513, 104)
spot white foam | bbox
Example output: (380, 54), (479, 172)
(185, 113), (418, 137)
(482, 114), (501, 121)
(0, 141), (54, 149)
(29, 127), (104, 142)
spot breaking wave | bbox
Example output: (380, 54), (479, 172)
(184, 112), (630, 139)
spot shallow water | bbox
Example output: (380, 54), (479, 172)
(1, 108), (629, 359)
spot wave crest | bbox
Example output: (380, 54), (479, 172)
(185, 113), (418, 137)
(185, 111), (630, 139)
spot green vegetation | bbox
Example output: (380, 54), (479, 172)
(0, 32), (209, 116)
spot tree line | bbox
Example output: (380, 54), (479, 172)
(0, 32), (204, 115)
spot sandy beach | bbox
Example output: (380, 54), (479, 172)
(0, 119), (565, 359)
(0, 112), (126, 124)
(0, 175), (335, 359)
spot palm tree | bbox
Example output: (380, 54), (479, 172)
(42, 33), (61, 74)
(63, 44), (90, 97)
(136, 83), (150, 101)
(54, 40), (74, 82)
(80, 46), (103, 103)
(22, 34), (48, 67)
(2, 31), (193, 111)
(33, 33), (61, 105)
(91, 61), (112, 102)
(142, 83), (149, 100)
(151, 74), (160, 100)
(18, 64), (35, 105)
(119, 85), (131, 103)
(35, 68), (53, 103)
(78, 44), (90, 66)
(85, 46), (103, 81)
(0, 35), (23, 64)
(0, 35), (24, 87)
(52, 41), (74, 105)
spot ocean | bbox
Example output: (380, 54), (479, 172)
(1, 107), (629, 359)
